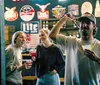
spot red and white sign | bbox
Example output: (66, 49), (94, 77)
(37, 11), (49, 20)
(36, 3), (50, 20)
(25, 34), (31, 49)
(20, 5), (35, 22)
(4, 7), (18, 21)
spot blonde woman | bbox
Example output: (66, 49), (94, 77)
(33, 29), (65, 85)
(6, 31), (32, 85)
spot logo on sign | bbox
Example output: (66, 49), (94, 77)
(36, 3), (50, 20)
(4, 7), (18, 21)
(21, 21), (39, 34)
(20, 5), (35, 21)
(52, 5), (66, 19)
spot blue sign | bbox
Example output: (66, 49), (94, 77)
(21, 21), (39, 34)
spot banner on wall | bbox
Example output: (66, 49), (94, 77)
(21, 21), (39, 49)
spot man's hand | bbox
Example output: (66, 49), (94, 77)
(65, 12), (75, 20)
(84, 49), (100, 64)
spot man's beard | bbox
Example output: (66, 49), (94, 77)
(81, 29), (91, 40)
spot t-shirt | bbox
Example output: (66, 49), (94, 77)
(56, 35), (100, 85)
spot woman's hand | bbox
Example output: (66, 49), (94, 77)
(29, 49), (36, 61)
(22, 60), (32, 69)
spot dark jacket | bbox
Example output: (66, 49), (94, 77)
(34, 44), (65, 77)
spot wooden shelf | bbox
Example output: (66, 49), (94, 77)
(22, 54), (30, 56)
(22, 76), (37, 80)
(22, 76), (64, 82)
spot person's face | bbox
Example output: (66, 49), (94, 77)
(39, 30), (48, 42)
(15, 32), (26, 47)
(79, 19), (95, 40)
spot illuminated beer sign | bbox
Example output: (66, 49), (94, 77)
(21, 21), (39, 34)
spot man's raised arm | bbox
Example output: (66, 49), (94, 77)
(49, 14), (70, 39)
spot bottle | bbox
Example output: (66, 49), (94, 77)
(95, 0), (100, 17)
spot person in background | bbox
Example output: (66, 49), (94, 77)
(32, 29), (65, 85)
(6, 31), (32, 85)
(49, 12), (100, 85)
